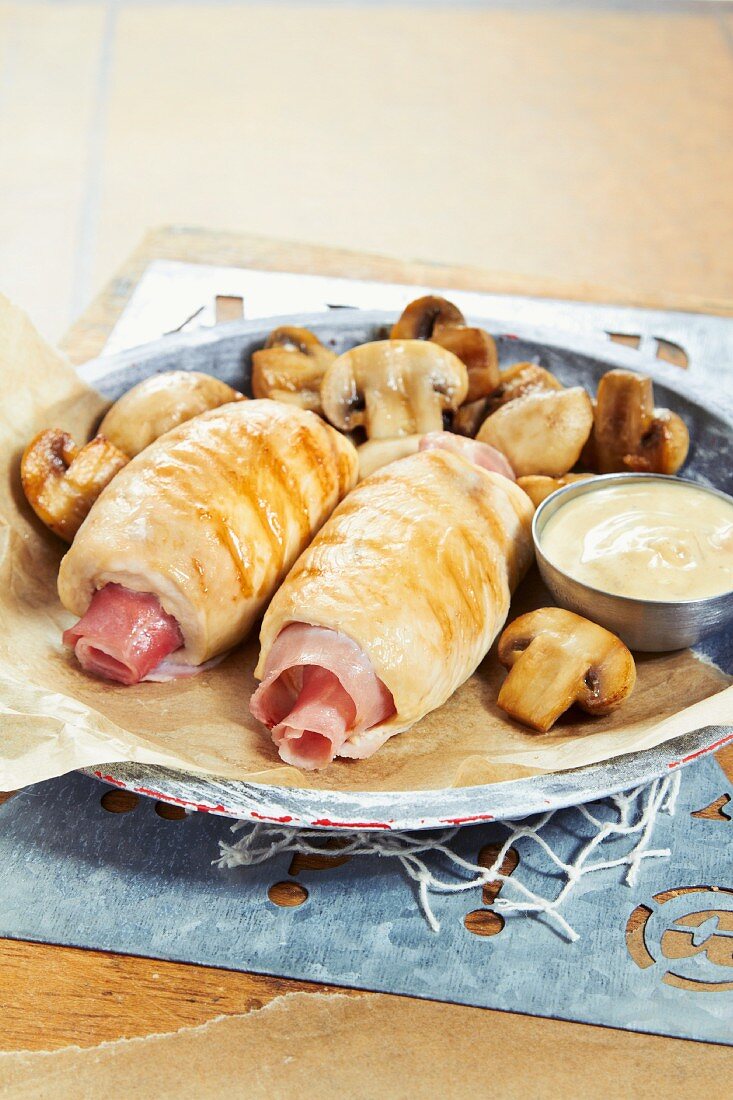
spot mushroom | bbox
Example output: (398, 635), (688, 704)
(99, 371), (244, 457)
(582, 369), (689, 475)
(356, 435), (423, 480)
(454, 362), (561, 437)
(391, 295), (465, 338)
(251, 327), (336, 414)
(497, 608), (636, 732)
(391, 295), (499, 405)
(452, 398), (493, 439)
(476, 387), (593, 477)
(21, 430), (129, 542)
(516, 473), (595, 508)
(488, 362), (563, 412)
(320, 340), (468, 439)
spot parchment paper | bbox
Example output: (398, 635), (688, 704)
(0, 294), (730, 793)
(0, 992), (728, 1099)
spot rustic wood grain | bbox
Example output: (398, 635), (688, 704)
(0, 938), (347, 1052)
(717, 742), (733, 783)
(691, 794), (732, 821)
(5, 227), (728, 1062)
(463, 909), (505, 937)
(4, 935), (732, 1072)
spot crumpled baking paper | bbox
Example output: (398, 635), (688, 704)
(0, 991), (729, 1098)
(0, 293), (730, 793)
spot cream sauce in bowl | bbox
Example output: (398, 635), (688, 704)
(540, 480), (733, 602)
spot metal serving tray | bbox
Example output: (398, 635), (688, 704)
(80, 310), (733, 830)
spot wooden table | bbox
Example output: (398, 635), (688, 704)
(2, 228), (732, 1079)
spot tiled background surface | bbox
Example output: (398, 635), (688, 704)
(1, 1), (733, 344)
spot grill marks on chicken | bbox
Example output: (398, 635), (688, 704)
(252, 449), (534, 767)
(58, 400), (357, 680)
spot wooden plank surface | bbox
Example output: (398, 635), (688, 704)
(0, 939), (348, 1051)
(3, 935), (733, 1075)
(60, 225), (733, 367)
(5, 227), (731, 1067)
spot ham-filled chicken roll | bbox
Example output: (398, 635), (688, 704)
(58, 399), (357, 684)
(251, 444), (534, 769)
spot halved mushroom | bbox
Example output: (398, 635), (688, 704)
(391, 295), (465, 339)
(454, 362), (562, 437)
(487, 362), (563, 413)
(497, 608), (636, 732)
(517, 473), (595, 508)
(391, 296), (499, 405)
(357, 435), (423, 480)
(321, 340), (468, 439)
(476, 387), (593, 477)
(452, 398), (493, 439)
(21, 430), (129, 542)
(99, 371), (244, 457)
(582, 369), (689, 475)
(252, 327), (336, 414)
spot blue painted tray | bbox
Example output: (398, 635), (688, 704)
(2, 753), (731, 1044)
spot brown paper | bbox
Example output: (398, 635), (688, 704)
(0, 992), (728, 1099)
(0, 293), (730, 793)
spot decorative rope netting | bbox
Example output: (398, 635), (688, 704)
(216, 772), (681, 941)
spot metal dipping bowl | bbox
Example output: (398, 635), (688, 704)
(533, 473), (733, 652)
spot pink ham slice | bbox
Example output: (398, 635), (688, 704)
(63, 583), (183, 685)
(250, 622), (395, 770)
(419, 431), (515, 480)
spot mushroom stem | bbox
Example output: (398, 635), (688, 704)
(402, 372), (447, 436)
(583, 369), (689, 475)
(498, 634), (591, 733)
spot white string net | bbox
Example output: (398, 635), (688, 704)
(216, 772), (681, 941)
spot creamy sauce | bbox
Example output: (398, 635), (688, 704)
(540, 481), (733, 602)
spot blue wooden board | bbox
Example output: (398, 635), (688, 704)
(1, 757), (731, 1045)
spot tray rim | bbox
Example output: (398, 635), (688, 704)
(80, 307), (733, 422)
(75, 309), (733, 830)
(83, 725), (733, 831)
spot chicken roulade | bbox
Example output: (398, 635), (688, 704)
(59, 399), (357, 684)
(251, 440), (534, 769)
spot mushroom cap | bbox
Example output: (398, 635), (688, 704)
(391, 296), (499, 405)
(642, 408), (689, 475)
(390, 295), (465, 340)
(431, 325), (500, 404)
(497, 607), (636, 732)
(488, 363), (563, 413)
(263, 326), (332, 356)
(320, 340), (468, 440)
(99, 370), (243, 457)
(454, 362), (561, 438)
(453, 397), (492, 438)
(252, 326), (336, 415)
(477, 387), (593, 477)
